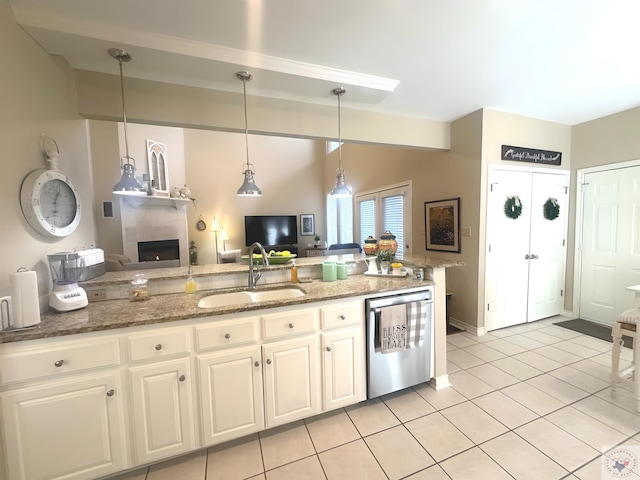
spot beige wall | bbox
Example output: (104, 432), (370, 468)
(184, 130), (325, 265)
(75, 70), (451, 151)
(0, 0), (96, 304)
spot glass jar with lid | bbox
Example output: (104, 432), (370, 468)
(130, 274), (150, 301)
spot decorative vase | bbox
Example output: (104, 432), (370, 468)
(363, 236), (378, 255)
(378, 230), (398, 256)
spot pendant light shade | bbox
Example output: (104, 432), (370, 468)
(236, 71), (262, 196)
(109, 48), (146, 196)
(330, 87), (352, 198)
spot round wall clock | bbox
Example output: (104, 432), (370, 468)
(20, 168), (81, 237)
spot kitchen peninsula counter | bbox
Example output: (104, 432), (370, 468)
(0, 253), (464, 390)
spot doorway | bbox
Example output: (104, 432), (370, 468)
(577, 162), (640, 325)
(485, 165), (569, 331)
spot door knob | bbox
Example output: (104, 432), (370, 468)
(524, 254), (531, 260)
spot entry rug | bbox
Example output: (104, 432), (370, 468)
(554, 318), (633, 349)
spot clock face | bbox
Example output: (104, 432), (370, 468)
(20, 169), (81, 237)
(39, 178), (78, 228)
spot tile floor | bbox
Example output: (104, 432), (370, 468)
(108, 316), (640, 480)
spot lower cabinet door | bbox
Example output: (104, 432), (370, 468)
(263, 335), (319, 428)
(129, 357), (196, 464)
(0, 372), (127, 480)
(198, 346), (264, 446)
(322, 328), (364, 411)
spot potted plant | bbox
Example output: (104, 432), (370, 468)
(314, 235), (321, 248)
(377, 249), (394, 274)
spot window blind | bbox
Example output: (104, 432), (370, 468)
(382, 194), (404, 257)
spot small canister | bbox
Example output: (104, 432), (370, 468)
(322, 261), (337, 282)
(414, 267), (424, 281)
(130, 274), (150, 301)
(336, 262), (348, 280)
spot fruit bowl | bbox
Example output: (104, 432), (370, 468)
(240, 254), (297, 265)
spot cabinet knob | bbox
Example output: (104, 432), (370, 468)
(155, 344), (163, 351)
(254, 361), (260, 367)
(106, 389), (115, 397)
(179, 375), (186, 382)
(266, 358), (272, 365)
(326, 346), (332, 352)
(524, 254), (530, 260)
(224, 333), (231, 339)
(339, 315), (346, 320)
(54, 360), (64, 367)
(288, 323), (294, 329)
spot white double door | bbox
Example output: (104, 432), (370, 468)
(485, 166), (569, 331)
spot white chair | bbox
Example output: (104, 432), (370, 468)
(611, 288), (640, 412)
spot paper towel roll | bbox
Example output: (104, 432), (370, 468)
(10, 270), (40, 328)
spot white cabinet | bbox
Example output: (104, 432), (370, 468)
(0, 372), (127, 480)
(263, 335), (319, 427)
(0, 297), (366, 479)
(321, 328), (363, 410)
(126, 326), (196, 464)
(198, 346), (264, 445)
(320, 301), (365, 410)
(128, 357), (196, 464)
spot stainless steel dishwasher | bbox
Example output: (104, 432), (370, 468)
(365, 288), (434, 398)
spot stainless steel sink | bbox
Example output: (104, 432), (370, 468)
(197, 288), (305, 308)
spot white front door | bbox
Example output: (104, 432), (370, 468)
(485, 166), (569, 331)
(579, 166), (640, 325)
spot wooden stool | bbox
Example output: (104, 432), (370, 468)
(611, 308), (639, 412)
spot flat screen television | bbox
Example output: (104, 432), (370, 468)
(244, 215), (298, 247)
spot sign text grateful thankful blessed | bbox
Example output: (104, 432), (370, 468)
(501, 145), (562, 166)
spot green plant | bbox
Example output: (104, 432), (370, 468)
(377, 249), (394, 262)
(314, 235), (320, 242)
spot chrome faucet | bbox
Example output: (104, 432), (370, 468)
(248, 242), (269, 289)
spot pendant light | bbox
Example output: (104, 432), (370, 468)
(109, 48), (146, 196)
(330, 87), (352, 197)
(236, 71), (262, 196)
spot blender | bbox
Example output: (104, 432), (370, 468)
(47, 252), (89, 312)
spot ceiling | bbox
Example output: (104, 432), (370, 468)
(9, 0), (640, 126)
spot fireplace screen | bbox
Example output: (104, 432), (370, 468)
(138, 239), (180, 262)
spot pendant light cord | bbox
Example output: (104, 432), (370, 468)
(242, 75), (250, 169)
(337, 91), (342, 171)
(118, 58), (130, 160)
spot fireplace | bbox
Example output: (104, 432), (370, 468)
(138, 239), (180, 262)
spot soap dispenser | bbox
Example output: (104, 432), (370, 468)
(185, 267), (197, 294)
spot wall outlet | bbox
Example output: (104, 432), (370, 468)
(462, 227), (471, 237)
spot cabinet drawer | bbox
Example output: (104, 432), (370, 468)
(127, 328), (191, 362)
(321, 302), (362, 329)
(196, 318), (259, 351)
(261, 308), (318, 340)
(0, 338), (120, 385)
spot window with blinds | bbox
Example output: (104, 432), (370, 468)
(355, 182), (411, 258)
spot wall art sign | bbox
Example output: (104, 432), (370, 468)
(501, 145), (562, 166)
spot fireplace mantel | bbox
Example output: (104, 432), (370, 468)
(116, 195), (193, 210)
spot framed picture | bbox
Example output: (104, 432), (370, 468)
(146, 140), (169, 196)
(300, 214), (315, 236)
(424, 197), (461, 253)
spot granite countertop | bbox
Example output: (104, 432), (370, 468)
(0, 253), (464, 345)
(0, 274), (436, 344)
(81, 253), (465, 286)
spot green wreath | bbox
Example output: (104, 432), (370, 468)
(504, 195), (523, 219)
(543, 197), (560, 220)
